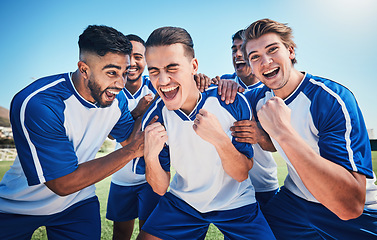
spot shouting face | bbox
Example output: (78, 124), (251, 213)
(245, 32), (296, 96)
(81, 52), (130, 107)
(146, 43), (199, 114)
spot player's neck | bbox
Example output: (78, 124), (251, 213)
(71, 70), (92, 103)
(180, 88), (201, 116)
(125, 77), (142, 95)
(274, 69), (305, 99)
(240, 74), (259, 86)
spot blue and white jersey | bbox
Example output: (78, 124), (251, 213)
(0, 72), (134, 215)
(111, 76), (156, 186)
(246, 73), (377, 208)
(135, 87), (255, 213)
(221, 73), (279, 192)
(120, 76), (156, 113)
(221, 72), (264, 93)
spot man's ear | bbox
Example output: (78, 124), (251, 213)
(191, 58), (199, 75)
(78, 61), (90, 79)
(288, 46), (295, 61)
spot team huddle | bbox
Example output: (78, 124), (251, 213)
(0, 19), (376, 240)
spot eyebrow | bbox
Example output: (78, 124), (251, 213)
(148, 63), (180, 71)
(102, 64), (121, 70)
(247, 42), (279, 58)
(166, 63), (179, 68)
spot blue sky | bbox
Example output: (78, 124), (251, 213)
(1, 0), (376, 135)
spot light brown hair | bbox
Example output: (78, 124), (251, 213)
(241, 18), (297, 64)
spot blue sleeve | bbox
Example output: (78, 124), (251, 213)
(244, 87), (267, 121)
(133, 146), (170, 174)
(144, 76), (157, 94)
(134, 98), (171, 174)
(219, 92), (254, 159)
(220, 72), (237, 80)
(110, 93), (135, 143)
(311, 82), (373, 178)
(11, 95), (78, 186)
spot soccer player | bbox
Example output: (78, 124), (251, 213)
(242, 18), (377, 239)
(136, 26), (275, 240)
(106, 34), (160, 240)
(216, 29), (279, 210)
(0, 25), (146, 240)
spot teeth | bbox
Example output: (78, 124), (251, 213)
(160, 86), (178, 92)
(108, 90), (120, 95)
(236, 60), (245, 64)
(129, 68), (137, 72)
(264, 67), (278, 75)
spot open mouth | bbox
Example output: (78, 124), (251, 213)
(104, 89), (120, 101)
(160, 85), (179, 100)
(263, 67), (280, 78)
(235, 60), (246, 71)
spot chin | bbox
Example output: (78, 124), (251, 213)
(163, 99), (182, 111)
(126, 77), (139, 82)
(98, 101), (114, 108)
(236, 69), (246, 76)
(165, 104), (179, 111)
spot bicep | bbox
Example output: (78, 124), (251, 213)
(315, 93), (372, 178)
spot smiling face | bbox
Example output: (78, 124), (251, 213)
(127, 40), (146, 83)
(232, 38), (252, 79)
(80, 52), (130, 107)
(245, 32), (297, 97)
(146, 43), (199, 114)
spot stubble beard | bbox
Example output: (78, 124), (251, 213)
(127, 73), (143, 83)
(88, 77), (113, 108)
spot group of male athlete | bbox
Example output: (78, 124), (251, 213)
(0, 18), (376, 240)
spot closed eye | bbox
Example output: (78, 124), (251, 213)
(148, 69), (159, 76)
(167, 66), (179, 73)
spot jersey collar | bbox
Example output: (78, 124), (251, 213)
(284, 72), (311, 105)
(66, 72), (102, 108)
(173, 92), (205, 121)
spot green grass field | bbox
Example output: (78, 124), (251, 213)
(0, 151), (376, 239)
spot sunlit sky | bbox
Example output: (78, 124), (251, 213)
(1, 0), (376, 136)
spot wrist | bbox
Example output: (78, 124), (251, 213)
(131, 109), (140, 119)
(213, 134), (232, 149)
(273, 125), (296, 144)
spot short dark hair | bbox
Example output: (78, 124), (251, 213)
(145, 26), (195, 58)
(241, 19), (297, 64)
(125, 34), (145, 46)
(232, 29), (244, 42)
(78, 25), (132, 57)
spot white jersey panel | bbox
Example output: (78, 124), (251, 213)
(168, 97), (255, 211)
(63, 95), (123, 164)
(271, 92), (319, 201)
(141, 88), (256, 213)
(111, 76), (156, 186)
(0, 156), (95, 215)
(366, 172), (377, 209)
